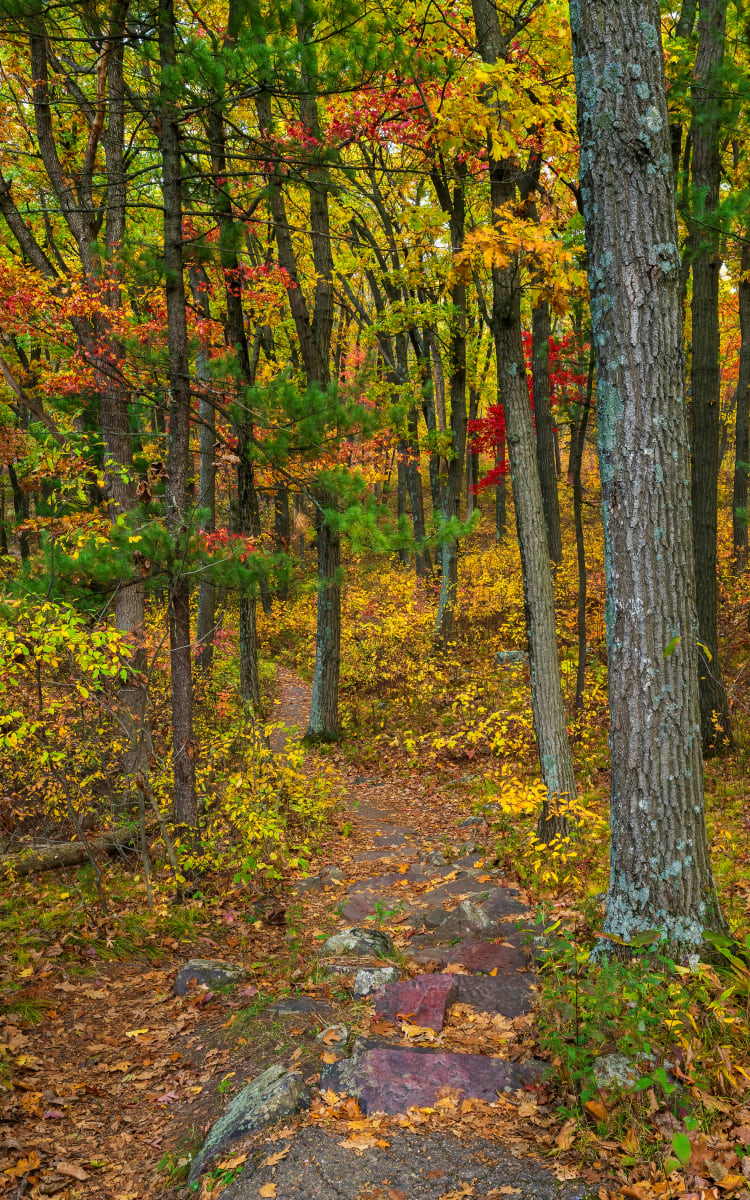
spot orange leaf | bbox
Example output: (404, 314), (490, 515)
(258, 1185), (277, 1198)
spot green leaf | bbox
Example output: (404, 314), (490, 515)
(626, 929), (662, 947)
(664, 1157), (681, 1174)
(663, 636), (681, 659)
(672, 1131), (691, 1167)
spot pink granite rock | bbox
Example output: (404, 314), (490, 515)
(373, 974), (456, 1032)
(321, 1044), (543, 1114)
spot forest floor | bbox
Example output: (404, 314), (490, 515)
(0, 665), (599, 1200)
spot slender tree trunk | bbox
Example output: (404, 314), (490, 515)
(274, 485), (291, 599)
(569, 350), (594, 713)
(406, 406), (431, 577)
(190, 269), (217, 673)
(471, 0), (576, 841)
(532, 300), (562, 566)
(159, 0), (196, 828)
(435, 175), (467, 645)
(396, 452), (409, 566)
(570, 0), (726, 950)
(689, 0), (733, 753)
(733, 241), (750, 571)
(307, 505), (340, 740)
(7, 461), (30, 561)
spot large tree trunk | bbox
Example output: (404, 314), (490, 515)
(571, 0), (727, 950)
(471, 0), (576, 842)
(733, 241), (750, 571)
(689, 0), (733, 753)
(532, 300), (562, 566)
(159, 0), (196, 829)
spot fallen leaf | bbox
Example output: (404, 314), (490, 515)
(321, 1051), (338, 1064)
(555, 1119), (577, 1150)
(56, 1162), (90, 1181)
(717, 1176), (747, 1192)
(258, 1185), (277, 1198)
(340, 1132), (389, 1152)
(218, 1153), (248, 1169)
(125, 1028), (149, 1038)
(261, 1148), (289, 1168)
(584, 1098), (608, 1122)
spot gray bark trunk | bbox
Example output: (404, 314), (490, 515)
(471, 0), (576, 841)
(689, 0), (733, 752)
(733, 242), (750, 570)
(190, 269), (217, 673)
(570, 0), (726, 949)
(532, 301), (563, 566)
(159, 0), (196, 828)
(307, 506), (340, 740)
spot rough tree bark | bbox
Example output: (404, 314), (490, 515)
(159, 0), (196, 828)
(434, 166), (468, 646)
(471, 0), (576, 842)
(688, 0), (733, 752)
(733, 241), (750, 570)
(570, 0), (727, 949)
(532, 300), (563, 566)
(253, 0), (339, 738)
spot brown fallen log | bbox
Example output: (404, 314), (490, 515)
(1, 830), (137, 878)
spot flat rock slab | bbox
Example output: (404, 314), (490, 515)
(350, 873), (404, 893)
(222, 1128), (589, 1200)
(174, 958), (245, 996)
(407, 939), (527, 973)
(481, 889), (530, 922)
(321, 1045), (543, 1114)
(427, 900), (496, 941)
(418, 876), (494, 907)
(189, 1065), (310, 1181)
(451, 972), (535, 1017)
(340, 894), (377, 922)
(373, 975), (457, 1032)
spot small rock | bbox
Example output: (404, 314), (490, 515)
(269, 997), (334, 1019)
(423, 906), (449, 930)
(316, 1024), (348, 1046)
(324, 866), (345, 884)
(458, 816), (483, 828)
(291, 875), (325, 894)
(495, 650), (529, 666)
(593, 1053), (642, 1091)
(353, 966), (401, 998)
(188, 1065), (310, 1181)
(373, 975), (457, 1033)
(320, 927), (395, 958)
(425, 850), (447, 867)
(173, 959), (245, 997)
(325, 963), (356, 979)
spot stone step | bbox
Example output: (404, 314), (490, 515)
(407, 938), (527, 973)
(320, 1041), (543, 1114)
(451, 971), (535, 1017)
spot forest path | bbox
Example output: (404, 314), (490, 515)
(212, 668), (591, 1199)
